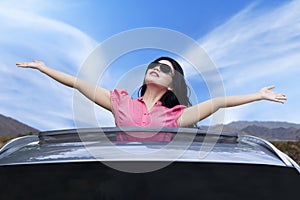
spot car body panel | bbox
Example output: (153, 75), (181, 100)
(0, 127), (299, 200)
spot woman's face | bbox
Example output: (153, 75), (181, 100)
(144, 60), (174, 89)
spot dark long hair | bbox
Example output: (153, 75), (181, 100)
(138, 57), (192, 108)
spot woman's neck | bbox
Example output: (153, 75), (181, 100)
(142, 84), (167, 110)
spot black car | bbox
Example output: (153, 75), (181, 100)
(0, 127), (299, 200)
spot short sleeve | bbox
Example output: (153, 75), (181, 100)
(170, 104), (187, 119)
(110, 89), (131, 125)
(164, 104), (187, 127)
(110, 88), (129, 104)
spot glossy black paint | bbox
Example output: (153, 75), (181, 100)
(0, 161), (299, 200)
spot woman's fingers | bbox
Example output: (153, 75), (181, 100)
(259, 85), (287, 104)
(16, 60), (44, 69)
(273, 92), (287, 103)
(275, 94), (287, 102)
(16, 62), (28, 67)
(265, 85), (275, 90)
(16, 62), (32, 68)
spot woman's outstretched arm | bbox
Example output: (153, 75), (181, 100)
(177, 86), (287, 127)
(16, 60), (112, 111)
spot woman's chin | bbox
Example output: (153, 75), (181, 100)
(145, 82), (168, 89)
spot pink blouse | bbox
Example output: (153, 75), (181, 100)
(110, 89), (186, 142)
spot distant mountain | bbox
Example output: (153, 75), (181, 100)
(201, 121), (300, 141)
(1, 113), (299, 141)
(223, 121), (300, 130)
(0, 114), (39, 136)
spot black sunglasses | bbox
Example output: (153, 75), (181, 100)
(147, 62), (174, 75)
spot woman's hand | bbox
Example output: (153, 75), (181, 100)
(258, 85), (287, 104)
(16, 59), (112, 111)
(16, 60), (46, 70)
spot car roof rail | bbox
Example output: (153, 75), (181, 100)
(39, 127), (238, 144)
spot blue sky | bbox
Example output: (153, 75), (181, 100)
(0, 0), (299, 131)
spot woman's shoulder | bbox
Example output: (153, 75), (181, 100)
(170, 104), (187, 110)
(162, 104), (186, 113)
(110, 88), (134, 103)
(111, 88), (129, 96)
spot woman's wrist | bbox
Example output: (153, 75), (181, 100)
(255, 91), (264, 101)
(38, 64), (48, 72)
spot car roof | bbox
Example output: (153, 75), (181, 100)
(0, 127), (299, 173)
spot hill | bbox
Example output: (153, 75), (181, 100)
(201, 121), (300, 141)
(223, 121), (300, 130)
(0, 115), (299, 164)
(0, 114), (39, 136)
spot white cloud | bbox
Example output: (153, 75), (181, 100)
(200, 1), (300, 79)
(185, 0), (300, 124)
(2, 0), (300, 131)
(0, 1), (103, 130)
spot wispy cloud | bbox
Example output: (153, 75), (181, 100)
(185, 0), (300, 124)
(1, 0), (299, 131)
(0, 0), (99, 130)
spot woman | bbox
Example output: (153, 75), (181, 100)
(16, 57), (287, 141)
